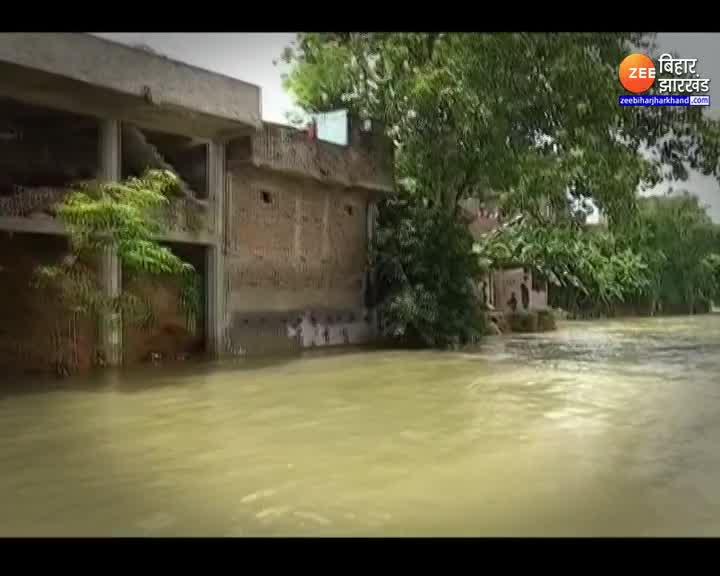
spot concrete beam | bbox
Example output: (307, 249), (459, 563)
(161, 230), (216, 246)
(226, 164), (388, 204)
(99, 246), (122, 366)
(366, 201), (377, 247)
(0, 216), (65, 236)
(366, 200), (379, 334)
(0, 34), (261, 135)
(0, 216), (216, 246)
(97, 119), (123, 367)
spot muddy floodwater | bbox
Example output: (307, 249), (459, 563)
(1, 315), (720, 536)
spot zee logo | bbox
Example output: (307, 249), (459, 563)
(629, 67), (656, 79)
(619, 54), (656, 94)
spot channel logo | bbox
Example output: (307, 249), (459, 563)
(618, 52), (711, 98)
(619, 54), (656, 94)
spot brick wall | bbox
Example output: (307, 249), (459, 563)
(0, 232), (96, 377)
(122, 244), (206, 364)
(122, 276), (205, 364)
(494, 268), (548, 313)
(0, 233), (207, 374)
(224, 167), (373, 354)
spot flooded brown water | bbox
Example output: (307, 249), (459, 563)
(2, 315), (720, 536)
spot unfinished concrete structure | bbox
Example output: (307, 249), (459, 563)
(0, 33), (392, 374)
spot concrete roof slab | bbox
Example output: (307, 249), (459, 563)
(0, 33), (262, 138)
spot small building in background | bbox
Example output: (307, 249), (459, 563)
(460, 199), (549, 315)
(493, 267), (548, 313)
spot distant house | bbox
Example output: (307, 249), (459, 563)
(460, 199), (548, 314)
(493, 267), (548, 313)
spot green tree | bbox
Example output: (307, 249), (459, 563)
(373, 192), (484, 347)
(629, 193), (720, 313)
(473, 194), (720, 317)
(282, 33), (720, 342)
(473, 219), (651, 316)
(283, 33), (720, 224)
(705, 254), (720, 305)
(35, 169), (200, 330)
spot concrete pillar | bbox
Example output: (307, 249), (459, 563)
(321, 191), (330, 261)
(97, 119), (122, 366)
(205, 141), (226, 357)
(366, 200), (377, 248)
(366, 199), (378, 332)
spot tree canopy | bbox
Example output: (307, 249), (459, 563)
(282, 33), (720, 343)
(630, 193), (720, 313)
(35, 169), (200, 329)
(283, 33), (720, 226)
(473, 219), (652, 309)
(473, 192), (720, 316)
(373, 192), (484, 347)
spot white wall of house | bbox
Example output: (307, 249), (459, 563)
(493, 268), (548, 312)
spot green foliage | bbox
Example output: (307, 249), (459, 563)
(35, 169), (201, 325)
(474, 220), (651, 312)
(281, 38), (354, 112)
(475, 194), (720, 316)
(628, 194), (720, 312)
(704, 254), (720, 310)
(180, 271), (203, 333)
(35, 259), (106, 315)
(373, 193), (484, 347)
(283, 33), (720, 341)
(283, 33), (720, 225)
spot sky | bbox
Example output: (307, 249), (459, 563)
(94, 32), (720, 222)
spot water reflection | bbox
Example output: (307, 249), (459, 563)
(1, 315), (719, 536)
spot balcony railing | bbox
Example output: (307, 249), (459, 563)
(0, 185), (215, 245)
(228, 122), (394, 193)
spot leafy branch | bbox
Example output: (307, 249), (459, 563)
(34, 169), (201, 328)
